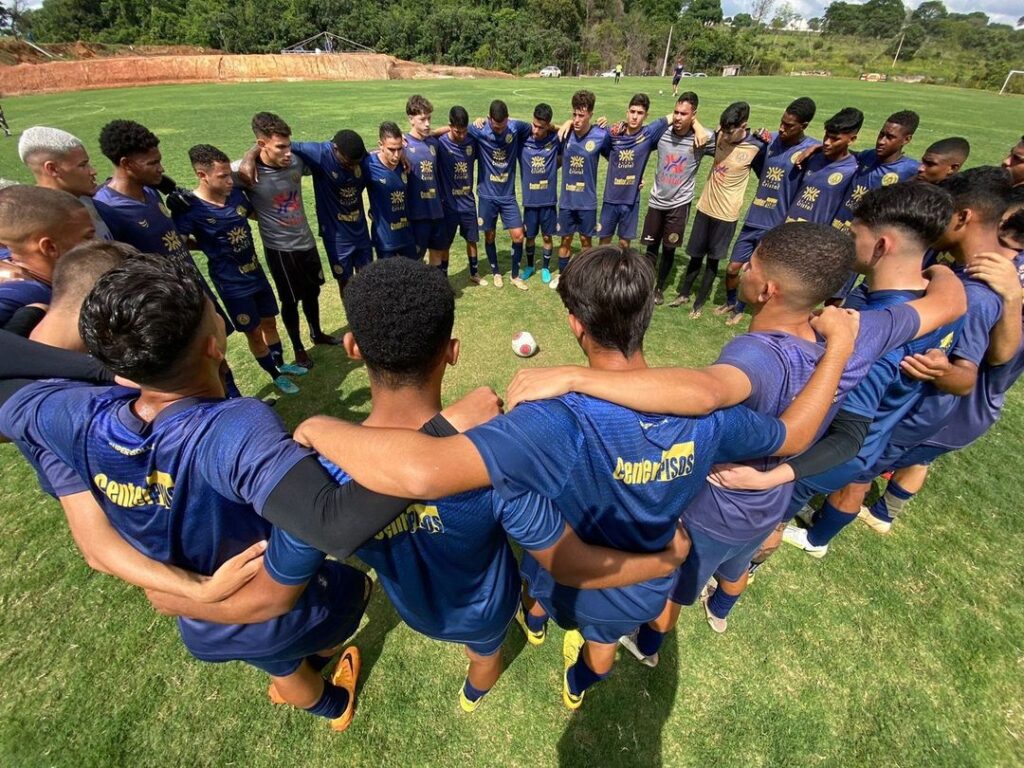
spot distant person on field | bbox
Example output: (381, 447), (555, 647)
(614, 64), (623, 84)
(671, 59), (684, 96)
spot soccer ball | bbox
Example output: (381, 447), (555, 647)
(659, 89), (664, 94)
(512, 331), (538, 358)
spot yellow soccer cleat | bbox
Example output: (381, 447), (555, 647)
(516, 606), (546, 646)
(329, 646), (361, 733)
(562, 629), (586, 711)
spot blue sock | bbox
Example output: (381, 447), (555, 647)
(307, 653), (332, 672)
(525, 244), (536, 267)
(268, 341), (284, 366)
(734, 300), (746, 313)
(726, 287), (737, 305)
(542, 248), (552, 269)
(511, 242), (523, 279)
(441, 260), (449, 275)
(222, 365), (242, 398)
(485, 241), (499, 274)
(255, 353), (280, 380)
(707, 587), (740, 619)
(636, 623), (665, 657)
(558, 256), (569, 273)
(469, 256), (479, 276)
(567, 655), (610, 697)
(304, 680), (349, 719)
(462, 678), (489, 703)
(871, 478), (914, 523)
(524, 605), (547, 632)
(807, 499), (858, 547)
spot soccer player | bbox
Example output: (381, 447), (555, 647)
(598, 93), (671, 251)
(917, 137), (970, 183)
(671, 59), (684, 97)
(364, 121), (417, 260)
(404, 95), (446, 266)
(1002, 135), (1024, 188)
(673, 101), (763, 318)
(436, 106), (482, 283)
(614, 63), (623, 84)
(639, 92), (711, 305)
(18, 126), (113, 239)
(716, 97), (818, 324)
(785, 107), (863, 225)
(292, 246), (863, 710)
(552, 90), (610, 289)
(520, 103), (560, 284)
(0, 185), (95, 324)
(175, 144), (308, 395)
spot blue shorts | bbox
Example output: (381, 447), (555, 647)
(443, 210), (479, 248)
(424, 623), (508, 657)
(221, 284), (279, 333)
(556, 208), (597, 238)
(872, 442), (946, 474)
(670, 525), (764, 605)
(411, 218), (447, 254)
(728, 223), (766, 265)
(479, 197), (524, 231)
(524, 206), (557, 239)
(377, 244), (419, 261)
(599, 201), (641, 241)
(784, 480), (819, 522)
(324, 239), (373, 281)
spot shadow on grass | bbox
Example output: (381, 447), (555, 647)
(351, 577), (402, 688)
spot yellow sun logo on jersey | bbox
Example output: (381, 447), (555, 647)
(421, 160), (434, 175)
(390, 190), (405, 206)
(493, 149), (507, 164)
(162, 231), (183, 253)
(619, 148), (635, 164)
(531, 156), (546, 173)
(227, 226), (249, 248)
(827, 172), (845, 186)
(454, 161), (469, 176)
(800, 187), (821, 205)
(569, 156), (586, 173)
(882, 172), (900, 186)
(585, 140), (596, 152)
(766, 167), (785, 183)
(850, 185), (868, 204)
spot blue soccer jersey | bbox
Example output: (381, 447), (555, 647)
(743, 133), (818, 230)
(520, 133), (561, 208)
(404, 133), (444, 221)
(465, 393), (786, 628)
(785, 153), (859, 225)
(832, 150), (919, 230)
(362, 153), (414, 253)
(172, 188), (270, 299)
(0, 279), (51, 325)
(437, 133), (478, 216)
(290, 141), (371, 246)
(560, 126), (611, 211)
(93, 185), (194, 262)
(469, 119), (532, 201)
(602, 119), (670, 206)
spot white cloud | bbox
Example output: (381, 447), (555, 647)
(722, 0), (1021, 27)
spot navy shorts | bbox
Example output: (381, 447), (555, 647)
(599, 201), (641, 240)
(728, 223), (766, 265)
(872, 441), (947, 475)
(686, 210), (737, 261)
(377, 244), (420, 260)
(443, 210), (480, 248)
(670, 524), (764, 605)
(221, 283), (280, 332)
(411, 218), (448, 253)
(324, 239), (373, 281)
(479, 197), (524, 231)
(524, 206), (557, 239)
(424, 621), (509, 658)
(557, 208), (598, 238)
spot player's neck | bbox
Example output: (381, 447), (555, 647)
(362, 385), (443, 429)
(29, 310), (85, 353)
(108, 171), (146, 201)
(133, 375), (225, 423)
(195, 185), (228, 206)
(878, 149), (903, 164)
(409, 128), (428, 141)
(956, 229), (1017, 264)
(574, 123), (592, 138)
(749, 303), (817, 341)
(781, 132), (805, 148)
(865, 251), (929, 291)
(585, 346), (647, 371)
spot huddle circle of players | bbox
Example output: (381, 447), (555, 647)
(1, 84), (1023, 731)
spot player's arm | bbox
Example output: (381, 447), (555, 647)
(235, 145), (261, 187)
(966, 252), (1023, 365)
(900, 351), (976, 395)
(145, 565), (306, 624)
(0, 330), (114, 384)
(905, 265), (967, 338)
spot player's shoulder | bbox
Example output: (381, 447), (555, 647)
(200, 396), (288, 434)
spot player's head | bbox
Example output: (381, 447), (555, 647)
(875, 110), (918, 160)
(0, 185), (94, 268)
(626, 93), (650, 129)
(719, 102), (750, 143)
(449, 106), (470, 142)
(378, 121), (404, 168)
(932, 166), (1014, 252)
(332, 129), (367, 171)
(80, 253), (226, 391)
(849, 182), (954, 272)
(822, 107), (863, 160)
(743, 223), (856, 311)
(188, 144), (234, 196)
(251, 112), (292, 168)
(532, 103), (554, 140)
(98, 120), (163, 186)
(779, 97), (815, 144)
(570, 90), (596, 132)
(557, 246), (653, 359)
(47, 241), (138, 344)
(672, 92), (698, 134)
(488, 99), (510, 133)
(917, 137), (970, 183)
(18, 126), (98, 197)
(343, 257), (457, 389)
(406, 94), (433, 136)
(1002, 135), (1024, 186)
(1001, 207), (1024, 251)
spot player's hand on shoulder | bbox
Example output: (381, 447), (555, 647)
(595, 115), (608, 128)
(810, 305), (859, 352)
(706, 463), (775, 491)
(900, 349), (952, 382)
(194, 540), (267, 602)
(966, 252), (1023, 303)
(506, 365), (583, 410)
(165, 188), (197, 216)
(473, 117), (487, 130)
(755, 127), (771, 143)
(441, 387), (504, 432)
(793, 144), (821, 168)
(610, 121), (626, 137)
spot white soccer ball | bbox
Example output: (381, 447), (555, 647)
(512, 331), (538, 358)
(659, 89), (664, 94)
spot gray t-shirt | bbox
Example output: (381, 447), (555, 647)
(232, 155), (316, 251)
(646, 129), (709, 211)
(80, 196), (113, 241)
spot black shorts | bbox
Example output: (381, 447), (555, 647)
(686, 210), (737, 261)
(640, 204), (691, 249)
(263, 247), (325, 304)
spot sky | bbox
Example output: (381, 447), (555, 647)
(722, 0), (1022, 27)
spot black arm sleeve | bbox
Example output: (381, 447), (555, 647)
(0, 330), (115, 384)
(787, 409), (872, 480)
(260, 414), (459, 560)
(3, 305), (46, 336)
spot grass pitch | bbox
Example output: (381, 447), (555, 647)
(0, 76), (1022, 767)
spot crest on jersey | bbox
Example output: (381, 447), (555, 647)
(827, 172), (844, 186)
(668, 233), (679, 244)
(766, 167), (785, 183)
(401, 173), (408, 184)
(800, 187), (821, 205)
(354, 166), (362, 179)
(466, 146), (474, 157)
(585, 140), (596, 152)
(505, 133), (513, 144)
(236, 313), (250, 327)
(235, 205), (247, 218)
(430, 145), (437, 156)
(158, 202), (171, 218)
(881, 172), (899, 186)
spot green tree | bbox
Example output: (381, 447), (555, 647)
(682, 0), (722, 26)
(858, 0), (906, 38)
(732, 12), (754, 27)
(822, 1), (860, 35)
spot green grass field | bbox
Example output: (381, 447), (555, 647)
(0, 76), (1022, 767)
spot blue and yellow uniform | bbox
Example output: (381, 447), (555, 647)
(362, 153), (416, 260)
(404, 133), (446, 255)
(558, 127), (611, 237)
(520, 132), (561, 239)
(470, 120), (533, 231)
(436, 132), (479, 248)
(598, 119), (670, 241)
(785, 153), (859, 226)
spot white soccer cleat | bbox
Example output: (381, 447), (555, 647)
(699, 588), (728, 634)
(510, 277), (530, 291)
(492, 273), (504, 288)
(857, 506), (892, 535)
(781, 524), (829, 558)
(617, 632), (659, 668)
(549, 274), (560, 290)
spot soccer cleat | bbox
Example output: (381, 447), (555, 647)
(562, 630), (586, 711)
(274, 376), (300, 395)
(541, 268), (552, 284)
(700, 588), (728, 634)
(713, 302), (735, 315)
(549, 274), (560, 290)
(516, 606), (546, 646)
(468, 274), (488, 287)
(725, 311), (745, 326)
(669, 293), (690, 308)
(689, 308), (703, 320)
(781, 524), (829, 558)
(278, 362), (309, 376)
(267, 683), (287, 705)
(312, 333), (341, 346)
(618, 632), (659, 668)
(510, 277), (530, 291)
(493, 273), (504, 288)
(654, 288), (664, 306)
(458, 678), (488, 713)
(857, 506), (892, 535)
(329, 646), (361, 732)
(521, 266), (536, 280)
(295, 351), (314, 369)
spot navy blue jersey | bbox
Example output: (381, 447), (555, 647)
(0, 279), (51, 325)
(743, 133), (818, 230)
(602, 119), (670, 205)
(785, 153), (858, 226)
(468, 119), (532, 200)
(832, 150), (919, 230)
(291, 141), (370, 245)
(465, 393), (785, 625)
(560, 126), (611, 211)
(172, 189), (270, 299)
(93, 185), (194, 262)
(362, 153), (414, 253)
(404, 134), (444, 221)
(437, 133), (477, 215)
(520, 132), (561, 208)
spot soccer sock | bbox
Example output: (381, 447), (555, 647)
(524, 606), (548, 633)
(526, 243), (536, 267)
(707, 588), (741, 619)
(255, 353), (281, 380)
(733, 300), (746, 314)
(567, 655), (610, 697)
(807, 499), (858, 547)
(280, 301), (304, 353)
(871, 479), (915, 523)
(657, 247), (676, 290)
(437, 261), (449, 274)
(462, 678), (490, 703)
(303, 680), (350, 720)
(511, 241), (523, 279)
(306, 654), (333, 672)
(542, 248), (552, 269)
(485, 242), (499, 274)
(469, 255), (480, 276)
(644, 244), (658, 269)
(694, 258), (721, 309)
(222, 365), (242, 398)
(268, 341), (285, 366)
(558, 256), (569, 273)
(679, 255), (703, 296)
(726, 287), (737, 305)
(303, 296), (324, 338)
(636, 623), (666, 657)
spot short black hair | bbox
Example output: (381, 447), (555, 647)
(755, 223), (856, 308)
(824, 107), (864, 135)
(332, 129), (367, 162)
(785, 97), (816, 124)
(571, 90), (596, 113)
(886, 110), (919, 135)
(925, 137), (970, 161)
(0, 185), (86, 243)
(251, 112), (291, 139)
(852, 182), (953, 247)
(557, 246), (653, 357)
(379, 121), (403, 141)
(449, 106), (469, 128)
(50, 241), (139, 309)
(1001, 207), (1024, 245)
(489, 100), (509, 122)
(80, 253), (208, 386)
(628, 93), (650, 112)
(98, 120), (159, 165)
(188, 143), (230, 169)
(940, 166), (1014, 226)
(343, 258), (455, 388)
(533, 103), (553, 123)
(677, 91), (698, 109)
(720, 101), (750, 130)
(406, 94), (433, 117)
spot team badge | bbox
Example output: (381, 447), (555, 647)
(881, 172), (899, 186)
(477, 217), (484, 226)
(353, 166), (362, 179)
(235, 205), (247, 218)
(332, 264), (344, 275)
(401, 173), (408, 184)
(236, 313), (250, 327)
(331, 171), (338, 179)
(430, 146), (436, 156)
(158, 202), (171, 217)
(585, 140), (596, 152)
(827, 172), (844, 186)
(505, 133), (513, 144)
(668, 233), (679, 244)
(466, 146), (474, 157)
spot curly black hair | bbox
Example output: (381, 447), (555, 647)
(98, 119), (159, 165)
(785, 97), (816, 124)
(824, 107), (864, 135)
(852, 181), (953, 246)
(188, 144), (230, 169)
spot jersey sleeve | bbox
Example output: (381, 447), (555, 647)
(171, 208), (194, 237)
(514, 120), (533, 142)
(856, 304), (921, 359)
(263, 526), (326, 586)
(494, 492), (564, 552)
(465, 400), (583, 502)
(949, 284), (1002, 365)
(714, 335), (781, 403)
(290, 141), (326, 171)
(841, 357), (895, 419)
(711, 405), (787, 463)
(646, 117), (670, 144)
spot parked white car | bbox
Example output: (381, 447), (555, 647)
(540, 66), (561, 78)
(600, 69), (617, 77)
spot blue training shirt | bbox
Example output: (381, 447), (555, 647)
(404, 133), (444, 221)
(362, 153), (414, 253)
(520, 132), (561, 208)
(436, 133), (478, 216)
(602, 119), (669, 205)
(832, 150), (919, 230)
(743, 133), (818, 230)
(93, 185), (194, 262)
(785, 153), (858, 226)
(468, 119), (532, 201)
(291, 141), (371, 246)
(559, 126), (611, 211)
